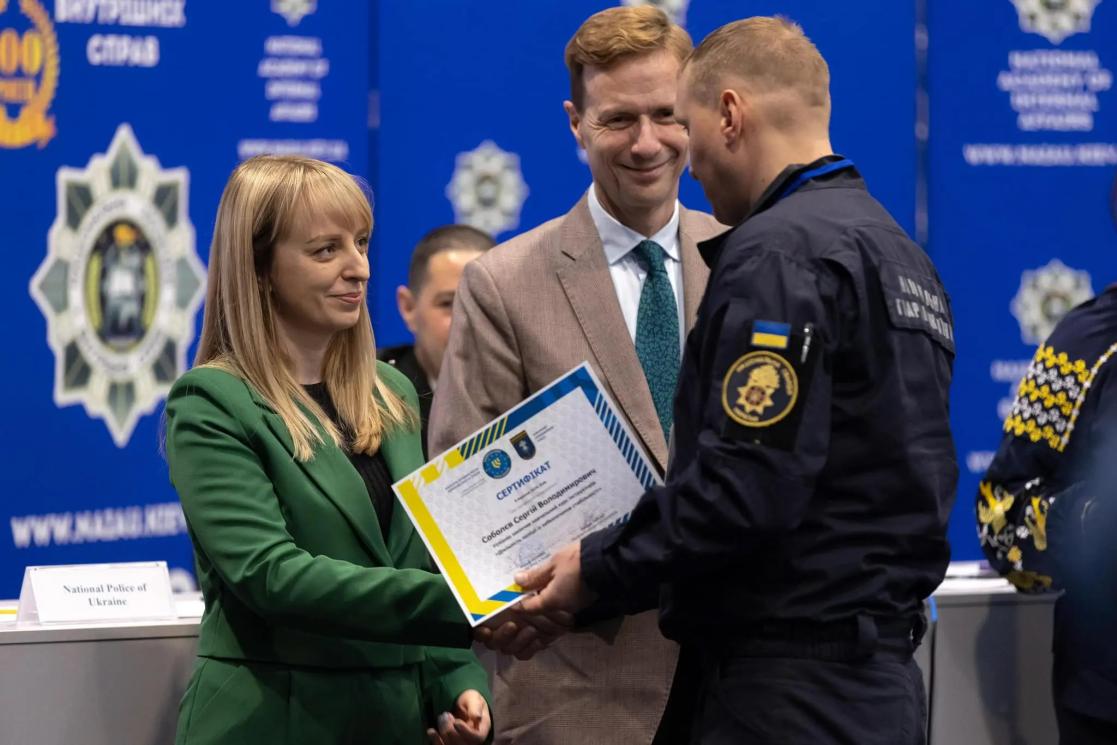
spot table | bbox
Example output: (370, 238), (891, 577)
(0, 577), (1062, 745)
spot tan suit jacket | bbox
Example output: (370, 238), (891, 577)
(429, 194), (723, 745)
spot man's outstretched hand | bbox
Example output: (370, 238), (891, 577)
(473, 543), (596, 660)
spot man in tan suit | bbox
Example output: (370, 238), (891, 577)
(428, 6), (723, 744)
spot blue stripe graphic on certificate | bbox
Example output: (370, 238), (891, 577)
(459, 417), (509, 459)
(470, 586), (526, 619)
(592, 391), (656, 491)
(487, 589), (522, 603)
(501, 366), (598, 431)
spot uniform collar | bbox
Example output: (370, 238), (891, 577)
(587, 184), (681, 265)
(749, 153), (859, 219)
(697, 154), (860, 269)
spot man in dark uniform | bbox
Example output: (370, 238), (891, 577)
(484, 17), (957, 744)
(977, 283), (1117, 744)
(378, 224), (493, 457)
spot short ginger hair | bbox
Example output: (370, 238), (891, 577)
(564, 5), (693, 111)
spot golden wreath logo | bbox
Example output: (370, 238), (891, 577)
(0, 0), (59, 149)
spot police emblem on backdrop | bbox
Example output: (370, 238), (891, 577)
(510, 431), (536, 460)
(1011, 0), (1100, 45)
(29, 124), (206, 446)
(1011, 258), (1093, 344)
(272, 0), (316, 26)
(0, 0), (59, 149)
(621, 0), (689, 26)
(446, 140), (529, 237)
(483, 449), (513, 479)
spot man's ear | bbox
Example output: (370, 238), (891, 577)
(721, 89), (747, 147)
(396, 285), (418, 333)
(563, 100), (586, 151)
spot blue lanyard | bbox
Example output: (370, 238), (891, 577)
(774, 158), (855, 204)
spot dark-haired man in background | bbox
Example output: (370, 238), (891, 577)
(379, 224), (494, 457)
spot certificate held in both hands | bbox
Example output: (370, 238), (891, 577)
(394, 364), (659, 626)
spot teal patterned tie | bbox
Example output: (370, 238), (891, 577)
(633, 239), (680, 439)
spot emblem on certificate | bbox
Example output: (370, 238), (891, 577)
(393, 364), (659, 625)
(482, 449), (512, 479)
(510, 431), (536, 460)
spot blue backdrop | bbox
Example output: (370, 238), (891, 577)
(926, 0), (1117, 560)
(371, 0), (919, 344)
(5, 0), (1109, 598)
(0, 0), (368, 597)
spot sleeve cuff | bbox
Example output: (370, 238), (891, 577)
(423, 649), (494, 744)
(580, 524), (624, 598)
(574, 528), (621, 626)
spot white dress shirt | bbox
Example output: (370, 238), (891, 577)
(586, 184), (686, 351)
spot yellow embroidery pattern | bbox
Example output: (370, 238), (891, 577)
(1006, 570), (1054, 593)
(1003, 416), (1063, 450)
(1003, 344), (1090, 452)
(1060, 341), (1117, 451)
(1025, 495), (1049, 551)
(977, 481), (1015, 534)
(1035, 345), (1090, 383)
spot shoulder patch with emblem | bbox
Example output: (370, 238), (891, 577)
(722, 350), (799, 427)
(721, 320), (818, 450)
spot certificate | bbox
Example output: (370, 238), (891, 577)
(394, 364), (660, 626)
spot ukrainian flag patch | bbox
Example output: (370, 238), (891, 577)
(751, 321), (791, 350)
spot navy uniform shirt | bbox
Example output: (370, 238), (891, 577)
(581, 156), (958, 642)
(977, 284), (1117, 719)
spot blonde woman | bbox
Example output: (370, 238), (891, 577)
(166, 156), (491, 745)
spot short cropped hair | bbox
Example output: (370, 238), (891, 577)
(564, 5), (693, 111)
(685, 17), (830, 113)
(407, 224), (494, 292)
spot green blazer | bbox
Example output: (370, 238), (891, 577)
(166, 363), (489, 743)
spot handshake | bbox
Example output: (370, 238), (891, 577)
(473, 543), (596, 660)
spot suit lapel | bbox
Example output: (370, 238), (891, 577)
(678, 206), (712, 331)
(554, 197), (669, 471)
(249, 387), (393, 567)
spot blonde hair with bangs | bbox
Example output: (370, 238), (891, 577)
(195, 155), (414, 462)
(564, 5), (693, 111)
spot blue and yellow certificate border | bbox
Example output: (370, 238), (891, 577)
(394, 363), (658, 624)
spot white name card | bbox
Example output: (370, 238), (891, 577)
(16, 561), (177, 625)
